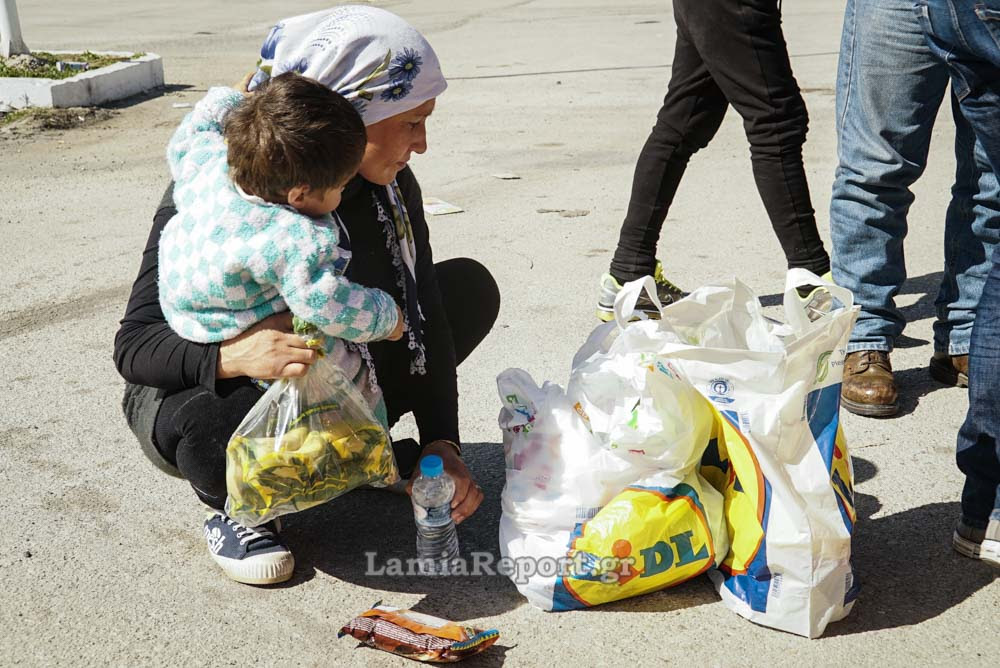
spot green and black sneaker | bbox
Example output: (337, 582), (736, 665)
(795, 270), (836, 321)
(596, 261), (687, 322)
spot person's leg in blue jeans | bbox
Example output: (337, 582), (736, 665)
(831, 0), (1000, 417)
(952, 256), (1000, 565)
(936, 106), (1000, 373)
(919, 0), (1000, 565)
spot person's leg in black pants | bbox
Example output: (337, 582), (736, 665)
(432, 258), (502, 366)
(691, 0), (829, 275)
(154, 379), (262, 510)
(610, 0), (829, 284)
(152, 257), (500, 507)
(610, 23), (729, 282)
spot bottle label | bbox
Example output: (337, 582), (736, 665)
(414, 501), (451, 525)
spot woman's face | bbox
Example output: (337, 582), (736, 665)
(359, 98), (436, 185)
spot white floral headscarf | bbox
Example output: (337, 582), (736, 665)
(248, 5), (447, 126)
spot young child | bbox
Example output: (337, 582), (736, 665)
(159, 72), (404, 369)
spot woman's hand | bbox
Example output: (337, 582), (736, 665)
(408, 441), (483, 524)
(217, 312), (319, 380)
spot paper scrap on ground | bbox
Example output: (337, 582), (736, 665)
(492, 173), (521, 180)
(171, 102), (193, 109)
(423, 197), (464, 216)
(537, 208), (590, 218)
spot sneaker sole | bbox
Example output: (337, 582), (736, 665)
(595, 305), (664, 323)
(210, 550), (295, 585)
(984, 540), (1000, 568)
(953, 531), (1000, 568)
(929, 358), (969, 387)
(596, 306), (615, 322)
(841, 396), (899, 418)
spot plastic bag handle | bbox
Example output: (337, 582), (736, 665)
(783, 268), (855, 331)
(613, 276), (662, 329)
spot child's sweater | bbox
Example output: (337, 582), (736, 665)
(158, 87), (398, 347)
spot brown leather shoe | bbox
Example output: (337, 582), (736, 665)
(841, 351), (899, 417)
(929, 353), (969, 387)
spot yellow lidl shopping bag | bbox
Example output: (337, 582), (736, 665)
(549, 471), (725, 610)
(698, 397), (858, 636)
(699, 411), (767, 582)
(660, 270), (861, 637)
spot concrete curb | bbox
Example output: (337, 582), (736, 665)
(0, 51), (163, 109)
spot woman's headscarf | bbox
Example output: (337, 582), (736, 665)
(250, 6), (445, 377)
(249, 5), (447, 126)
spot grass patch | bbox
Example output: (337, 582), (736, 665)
(0, 107), (34, 126)
(0, 51), (144, 79)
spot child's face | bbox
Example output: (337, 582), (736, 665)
(290, 179), (350, 217)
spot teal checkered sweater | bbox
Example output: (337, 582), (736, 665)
(158, 87), (399, 348)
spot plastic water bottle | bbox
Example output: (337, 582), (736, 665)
(412, 455), (460, 575)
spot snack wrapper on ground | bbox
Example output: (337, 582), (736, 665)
(224, 319), (398, 527)
(339, 605), (500, 662)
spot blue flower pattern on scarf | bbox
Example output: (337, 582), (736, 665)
(260, 23), (284, 60)
(388, 48), (422, 82)
(380, 78), (413, 101)
(276, 57), (310, 78)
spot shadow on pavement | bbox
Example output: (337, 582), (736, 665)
(278, 439), (718, 619)
(280, 442), (525, 619)
(828, 470), (997, 635)
(571, 574), (719, 614)
(896, 271), (943, 324)
(103, 83), (197, 109)
(893, 333), (930, 348)
(282, 444), (998, 635)
(891, 365), (962, 417)
(449, 643), (518, 668)
(757, 270), (945, 322)
(340, 640), (517, 667)
(853, 455), (878, 484)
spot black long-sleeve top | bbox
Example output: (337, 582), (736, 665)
(113, 166), (460, 446)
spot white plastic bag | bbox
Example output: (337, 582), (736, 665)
(639, 269), (861, 638)
(498, 369), (634, 530)
(496, 287), (727, 611)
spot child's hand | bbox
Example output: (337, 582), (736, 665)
(386, 305), (406, 341)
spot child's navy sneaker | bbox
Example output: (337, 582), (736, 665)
(203, 511), (294, 584)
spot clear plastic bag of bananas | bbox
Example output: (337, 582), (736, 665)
(224, 323), (399, 527)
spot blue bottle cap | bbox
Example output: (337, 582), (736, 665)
(420, 455), (444, 477)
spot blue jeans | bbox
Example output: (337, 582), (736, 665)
(918, 0), (1000, 526)
(830, 0), (1000, 355)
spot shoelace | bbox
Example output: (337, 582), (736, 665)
(226, 517), (275, 546)
(859, 351), (891, 372)
(652, 262), (685, 297)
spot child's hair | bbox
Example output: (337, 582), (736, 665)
(224, 72), (366, 202)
